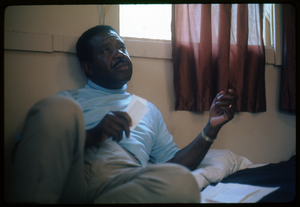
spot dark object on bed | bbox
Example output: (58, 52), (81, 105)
(211, 155), (296, 203)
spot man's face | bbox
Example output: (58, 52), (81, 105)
(87, 30), (133, 89)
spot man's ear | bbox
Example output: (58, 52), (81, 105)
(80, 62), (93, 76)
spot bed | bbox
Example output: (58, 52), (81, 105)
(191, 149), (296, 203)
(11, 143), (295, 203)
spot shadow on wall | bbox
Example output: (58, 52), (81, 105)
(55, 53), (87, 91)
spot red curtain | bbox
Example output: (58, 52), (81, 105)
(172, 4), (266, 112)
(280, 4), (296, 112)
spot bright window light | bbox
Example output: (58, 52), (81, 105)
(120, 4), (172, 40)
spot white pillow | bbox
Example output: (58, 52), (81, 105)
(191, 149), (252, 190)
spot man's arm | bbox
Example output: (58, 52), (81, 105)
(85, 111), (132, 148)
(167, 89), (238, 171)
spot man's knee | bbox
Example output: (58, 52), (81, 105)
(146, 163), (200, 203)
(21, 95), (85, 145)
(27, 96), (82, 123)
(95, 164), (200, 203)
(164, 164), (200, 202)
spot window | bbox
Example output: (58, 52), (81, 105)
(120, 4), (171, 40)
(262, 4), (283, 65)
(263, 4), (273, 47)
(104, 4), (172, 59)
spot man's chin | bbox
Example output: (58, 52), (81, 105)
(117, 72), (132, 84)
(119, 78), (131, 86)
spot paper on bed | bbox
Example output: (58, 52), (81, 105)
(201, 183), (279, 203)
(126, 95), (149, 131)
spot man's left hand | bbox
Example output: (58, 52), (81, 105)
(209, 89), (238, 129)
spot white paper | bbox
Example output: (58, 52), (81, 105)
(127, 94), (147, 109)
(241, 185), (280, 203)
(126, 95), (149, 131)
(201, 183), (279, 203)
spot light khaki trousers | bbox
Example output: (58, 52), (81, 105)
(9, 96), (200, 204)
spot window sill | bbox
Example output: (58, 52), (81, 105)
(124, 38), (278, 65)
(122, 37), (172, 60)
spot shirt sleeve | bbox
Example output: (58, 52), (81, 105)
(149, 104), (179, 164)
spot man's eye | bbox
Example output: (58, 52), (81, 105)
(120, 46), (126, 52)
(103, 48), (110, 53)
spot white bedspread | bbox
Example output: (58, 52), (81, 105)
(191, 149), (253, 190)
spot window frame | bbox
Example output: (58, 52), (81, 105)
(104, 5), (172, 60)
(272, 4), (283, 66)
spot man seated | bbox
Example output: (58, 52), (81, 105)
(9, 25), (237, 204)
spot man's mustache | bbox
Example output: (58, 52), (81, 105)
(113, 59), (130, 68)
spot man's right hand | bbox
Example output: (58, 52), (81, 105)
(85, 111), (132, 148)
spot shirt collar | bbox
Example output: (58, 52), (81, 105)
(86, 79), (128, 94)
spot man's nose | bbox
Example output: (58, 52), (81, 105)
(113, 49), (125, 59)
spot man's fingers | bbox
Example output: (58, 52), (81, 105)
(228, 89), (238, 99)
(214, 91), (225, 100)
(215, 101), (235, 119)
(110, 111), (132, 138)
(111, 111), (132, 126)
(215, 89), (237, 110)
(216, 94), (235, 101)
(104, 125), (124, 142)
(216, 89), (238, 101)
(107, 111), (131, 139)
(218, 106), (234, 120)
(215, 100), (232, 107)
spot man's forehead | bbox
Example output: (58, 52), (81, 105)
(91, 30), (124, 45)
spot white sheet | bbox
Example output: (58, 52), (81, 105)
(201, 183), (280, 203)
(191, 149), (253, 190)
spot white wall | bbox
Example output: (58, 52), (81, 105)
(4, 5), (296, 194)
(5, 5), (103, 36)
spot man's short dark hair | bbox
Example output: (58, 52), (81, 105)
(76, 25), (120, 64)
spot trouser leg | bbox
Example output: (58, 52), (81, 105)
(96, 163), (201, 203)
(9, 96), (87, 204)
(85, 139), (200, 203)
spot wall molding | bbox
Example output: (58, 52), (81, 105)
(5, 30), (274, 63)
(4, 31), (173, 59)
(5, 31), (77, 53)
